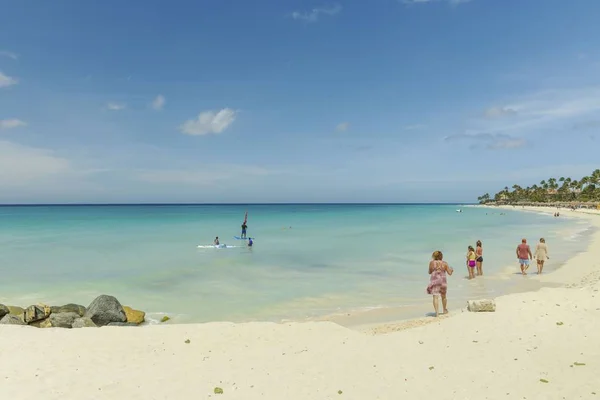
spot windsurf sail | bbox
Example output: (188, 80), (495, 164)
(243, 210), (248, 225)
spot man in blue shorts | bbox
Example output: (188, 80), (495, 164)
(516, 238), (532, 275)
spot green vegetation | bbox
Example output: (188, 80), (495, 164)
(477, 169), (600, 204)
(214, 387), (224, 394)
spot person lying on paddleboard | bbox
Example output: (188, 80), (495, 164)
(241, 222), (248, 239)
(214, 236), (220, 245)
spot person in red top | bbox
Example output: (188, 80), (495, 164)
(516, 238), (533, 275)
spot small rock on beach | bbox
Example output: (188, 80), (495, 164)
(467, 299), (496, 312)
(123, 306), (145, 324)
(24, 304), (51, 323)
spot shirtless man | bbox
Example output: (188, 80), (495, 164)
(516, 238), (533, 275)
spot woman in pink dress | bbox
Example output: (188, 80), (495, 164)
(426, 250), (454, 317)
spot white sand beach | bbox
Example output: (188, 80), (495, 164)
(1, 207), (599, 400)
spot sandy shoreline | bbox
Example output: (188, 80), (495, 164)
(1, 206), (600, 399)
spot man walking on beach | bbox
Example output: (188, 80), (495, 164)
(516, 238), (533, 275)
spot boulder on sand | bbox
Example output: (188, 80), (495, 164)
(72, 317), (97, 328)
(84, 295), (127, 327)
(0, 304), (8, 319)
(51, 304), (86, 317)
(0, 314), (27, 325)
(24, 304), (51, 323)
(31, 312), (80, 328)
(467, 299), (496, 312)
(123, 306), (145, 324)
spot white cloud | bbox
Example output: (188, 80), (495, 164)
(151, 95), (165, 111)
(0, 51), (18, 60)
(291, 4), (342, 23)
(180, 108), (237, 136)
(489, 87), (600, 134)
(336, 122), (350, 132)
(106, 102), (126, 111)
(0, 140), (70, 185)
(0, 119), (27, 130)
(484, 106), (517, 119)
(0, 71), (18, 88)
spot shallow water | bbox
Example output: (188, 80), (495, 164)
(0, 204), (591, 323)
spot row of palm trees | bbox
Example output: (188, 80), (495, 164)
(478, 169), (600, 204)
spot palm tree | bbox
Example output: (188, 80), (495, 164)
(479, 169), (600, 204)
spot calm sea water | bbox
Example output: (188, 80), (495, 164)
(0, 204), (593, 323)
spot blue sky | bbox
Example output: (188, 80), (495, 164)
(1, 0), (599, 203)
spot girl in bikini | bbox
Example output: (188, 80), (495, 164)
(466, 245), (477, 280)
(475, 240), (484, 276)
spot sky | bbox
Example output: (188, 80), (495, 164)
(1, 0), (600, 204)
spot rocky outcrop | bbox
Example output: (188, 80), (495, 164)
(72, 317), (97, 328)
(123, 306), (145, 324)
(467, 299), (496, 312)
(24, 304), (51, 323)
(0, 314), (26, 325)
(3, 296), (144, 329)
(84, 295), (127, 326)
(51, 304), (86, 317)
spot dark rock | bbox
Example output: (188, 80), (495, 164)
(106, 322), (139, 327)
(24, 304), (51, 323)
(72, 317), (97, 328)
(0, 304), (8, 319)
(84, 295), (127, 326)
(45, 312), (80, 328)
(0, 314), (26, 325)
(51, 304), (86, 317)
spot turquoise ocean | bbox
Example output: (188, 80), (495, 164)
(0, 204), (593, 324)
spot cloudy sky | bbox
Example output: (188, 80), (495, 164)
(1, 0), (599, 203)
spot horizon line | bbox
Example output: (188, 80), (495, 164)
(0, 202), (475, 207)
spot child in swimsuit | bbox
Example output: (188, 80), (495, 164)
(466, 246), (477, 280)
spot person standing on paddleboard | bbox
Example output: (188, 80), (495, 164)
(241, 221), (248, 238)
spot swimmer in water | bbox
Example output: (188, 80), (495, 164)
(248, 238), (253, 247)
(214, 236), (220, 245)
